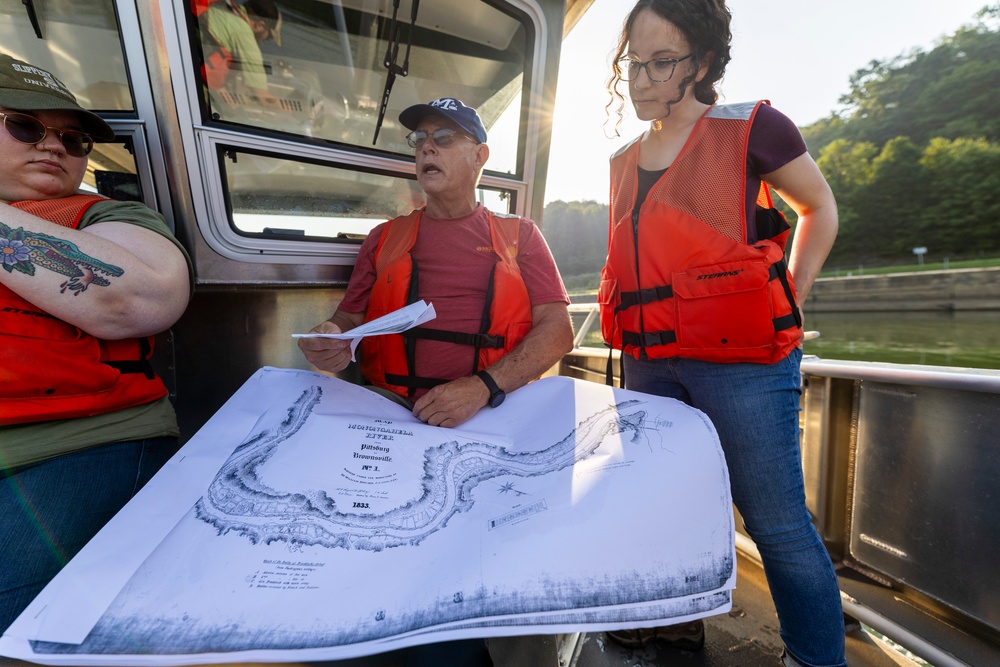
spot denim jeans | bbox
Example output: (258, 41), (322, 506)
(624, 349), (846, 667)
(0, 437), (176, 632)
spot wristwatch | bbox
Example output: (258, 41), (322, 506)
(476, 370), (506, 408)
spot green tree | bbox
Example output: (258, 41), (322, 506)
(858, 137), (930, 259)
(919, 137), (1000, 256)
(801, 115), (847, 159)
(805, 4), (1000, 155)
(816, 139), (877, 264)
(540, 200), (608, 281)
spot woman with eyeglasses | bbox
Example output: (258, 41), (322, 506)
(0, 54), (192, 631)
(597, 2), (842, 666)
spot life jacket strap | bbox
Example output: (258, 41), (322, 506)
(384, 373), (448, 390)
(402, 327), (505, 349)
(772, 313), (799, 331)
(617, 284), (674, 311)
(768, 259), (802, 330)
(104, 337), (156, 379)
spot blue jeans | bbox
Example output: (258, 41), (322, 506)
(0, 437), (176, 632)
(624, 349), (846, 667)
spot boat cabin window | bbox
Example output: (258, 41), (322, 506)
(0, 0), (132, 113)
(218, 147), (514, 241)
(185, 0), (535, 262)
(0, 3), (157, 209)
(87, 137), (145, 202)
(189, 0), (527, 176)
(1, 1), (539, 264)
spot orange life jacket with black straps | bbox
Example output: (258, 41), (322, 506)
(193, 0), (245, 90)
(599, 101), (801, 374)
(360, 209), (533, 400)
(0, 194), (168, 426)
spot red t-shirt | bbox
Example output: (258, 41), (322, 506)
(340, 205), (569, 390)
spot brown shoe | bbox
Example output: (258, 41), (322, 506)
(606, 619), (705, 651)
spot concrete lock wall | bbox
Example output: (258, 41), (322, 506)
(805, 267), (1000, 313)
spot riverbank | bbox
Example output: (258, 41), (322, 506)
(805, 267), (1000, 313)
(568, 267), (1000, 312)
(565, 272), (1000, 368)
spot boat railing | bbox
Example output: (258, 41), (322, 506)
(560, 300), (1000, 667)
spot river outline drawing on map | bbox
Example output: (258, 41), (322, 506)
(195, 386), (650, 551)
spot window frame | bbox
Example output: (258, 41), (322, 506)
(169, 0), (547, 265)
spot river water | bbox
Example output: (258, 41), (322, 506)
(802, 310), (1000, 370)
(573, 308), (1000, 371)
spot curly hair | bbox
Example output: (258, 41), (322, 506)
(605, 0), (732, 136)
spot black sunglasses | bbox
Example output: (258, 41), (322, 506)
(0, 111), (94, 157)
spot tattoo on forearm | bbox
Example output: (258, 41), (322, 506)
(0, 222), (124, 295)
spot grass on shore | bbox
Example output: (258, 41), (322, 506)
(819, 256), (1000, 278)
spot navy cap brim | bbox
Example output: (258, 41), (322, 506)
(398, 103), (486, 144)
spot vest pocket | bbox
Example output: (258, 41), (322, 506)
(672, 259), (776, 352)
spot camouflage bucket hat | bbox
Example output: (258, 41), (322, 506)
(0, 54), (114, 141)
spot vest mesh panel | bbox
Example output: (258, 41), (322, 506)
(12, 194), (106, 228)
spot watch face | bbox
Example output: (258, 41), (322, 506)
(489, 390), (505, 408)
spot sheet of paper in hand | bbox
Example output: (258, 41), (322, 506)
(0, 367), (735, 665)
(292, 300), (436, 360)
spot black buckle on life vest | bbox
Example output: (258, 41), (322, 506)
(477, 333), (504, 349)
(618, 284), (674, 311)
(622, 330), (677, 348)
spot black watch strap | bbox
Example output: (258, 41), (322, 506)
(476, 370), (506, 408)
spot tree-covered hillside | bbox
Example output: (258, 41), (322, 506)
(803, 5), (1000, 153)
(539, 200), (608, 292)
(543, 4), (1000, 283)
(802, 4), (1000, 266)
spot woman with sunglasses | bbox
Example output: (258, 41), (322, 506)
(598, 2), (842, 666)
(0, 54), (192, 631)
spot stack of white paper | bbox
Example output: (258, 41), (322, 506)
(0, 368), (734, 665)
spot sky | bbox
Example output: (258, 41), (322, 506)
(542, 0), (992, 204)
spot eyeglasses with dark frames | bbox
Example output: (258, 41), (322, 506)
(618, 54), (694, 83)
(405, 127), (474, 150)
(0, 111), (94, 157)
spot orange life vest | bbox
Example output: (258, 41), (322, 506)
(194, 0), (245, 90)
(599, 101), (801, 367)
(0, 195), (169, 426)
(360, 209), (533, 399)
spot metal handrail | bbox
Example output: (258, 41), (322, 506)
(567, 301), (1000, 393)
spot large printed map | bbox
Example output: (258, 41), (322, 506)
(0, 368), (736, 665)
